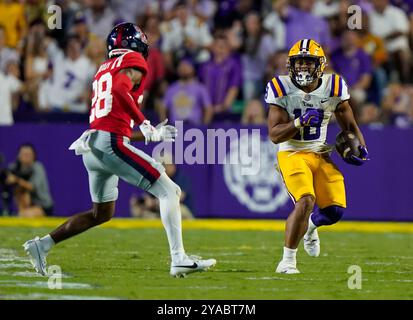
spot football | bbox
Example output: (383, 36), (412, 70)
(335, 130), (361, 159)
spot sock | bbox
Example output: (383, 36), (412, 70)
(148, 173), (185, 263)
(305, 213), (317, 237)
(40, 234), (55, 252)
(283, 247), (297, 262)
(171, 252), (186, 263)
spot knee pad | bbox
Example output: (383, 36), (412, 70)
(320, 205), (344, 224)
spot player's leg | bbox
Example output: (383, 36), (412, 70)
(23, 149), (119, 275)
(48, 150), (120, 243)
(311, 155), (346, 228)
(285, 195), (315, 249)
(49, 201), (115, 243)
(310, 205), (344, 227)
(304, 155), (346, 257)
(276, 151), (316, 274)
(106, 133), (216, 277)
(146, 173), (184, 258)
(146, 173), (215, 277)
(23, 201), (116, 276)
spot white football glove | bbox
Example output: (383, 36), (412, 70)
(139, 119), (178, 145)
(156, 119), (178, 142)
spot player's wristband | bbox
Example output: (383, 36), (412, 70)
(294, 118), (302, 129)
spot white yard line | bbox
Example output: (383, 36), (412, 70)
(364, 261), (403, 266)
(0, 247), (114, 300)
(245, 276), (319, 281)
(0, 257), (31, 262)
(0, 280), (93, 289)
(0, 263), (33, 269)
(10, 271), (46, 278)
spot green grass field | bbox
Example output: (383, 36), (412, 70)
(0, 219), (412, 300)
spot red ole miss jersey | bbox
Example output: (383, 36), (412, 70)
(89, 51), (148, 138)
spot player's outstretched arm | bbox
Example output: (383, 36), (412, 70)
(335, 100), (369, 165)
(334, 101), (366, 147)
(268, 104), (299, 144)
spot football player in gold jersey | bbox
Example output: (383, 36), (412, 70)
(265, 39), (369, 274)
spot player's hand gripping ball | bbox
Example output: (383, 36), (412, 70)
(335, 131), (369, 166)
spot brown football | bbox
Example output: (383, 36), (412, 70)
(335, 131), (361, 159)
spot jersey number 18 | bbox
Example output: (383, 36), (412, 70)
(293, 108), (324, 141)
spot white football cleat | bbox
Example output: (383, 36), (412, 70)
(170, 255), (216, 278)
(276, 260), (300, 274)
(23, 237), (48, 276)
(303, 228), (320, 257)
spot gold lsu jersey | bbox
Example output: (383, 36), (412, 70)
(265, 74), (350, 152)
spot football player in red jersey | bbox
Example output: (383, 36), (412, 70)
(23, 23), (216, 278)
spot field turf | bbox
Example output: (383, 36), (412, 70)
(0, 218), (412, 300)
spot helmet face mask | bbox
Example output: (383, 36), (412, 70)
(290, 56), (319, 87)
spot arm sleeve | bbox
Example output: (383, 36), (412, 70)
(112, 72), (146, 124)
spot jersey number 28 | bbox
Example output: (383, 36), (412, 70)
(89, 73), (113, 123)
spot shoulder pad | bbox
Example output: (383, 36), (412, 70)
(268, 75), (288, 98)
(113, 51), (148, 74)
(329, 74), (345, 98)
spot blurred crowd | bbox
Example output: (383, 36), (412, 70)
(0, 0), (413, 128)
(0, 144), (53, 217)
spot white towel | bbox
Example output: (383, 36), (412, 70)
(68, 129), (97, 155)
